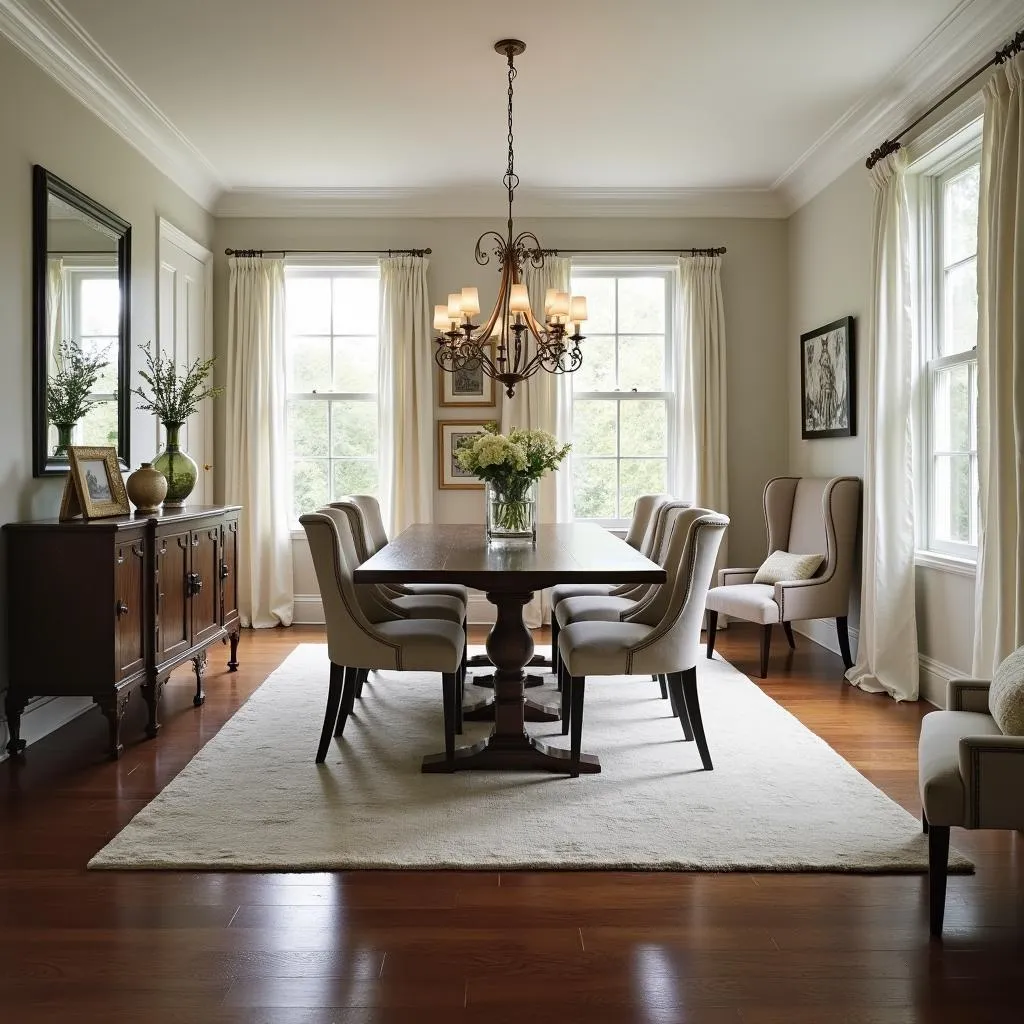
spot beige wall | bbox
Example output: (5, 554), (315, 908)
(786, 162), (976, 696)
(0, 37), (214, 751)
(211, 215), (790, 600)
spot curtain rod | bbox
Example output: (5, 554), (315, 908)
(225, 247), (430, 258)
(531, 246), (726, 257)
(866, 26), (1023, 169)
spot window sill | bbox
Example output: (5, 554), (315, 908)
(914, 550), (976, 577)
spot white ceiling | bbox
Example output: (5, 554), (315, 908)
(6, 0), (1022, 214)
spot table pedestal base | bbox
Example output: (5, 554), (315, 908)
(422, 735), (601, 774)
(462, 693), (559, 724)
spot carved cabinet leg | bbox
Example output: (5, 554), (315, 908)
(192, 650), (208, 707)
(228, 629), (240, 672)
(4, 691), (28, 758)
(96, 691), (131, 761)
(142, 675), (168, 739)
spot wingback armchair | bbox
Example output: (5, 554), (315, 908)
(704, 476), (861, 677)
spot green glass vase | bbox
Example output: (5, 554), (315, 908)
(53, 423), (74, 459)
(152, 422), (198, 508)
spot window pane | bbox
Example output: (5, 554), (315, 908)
(617, 336), (665, 391)
(78, 400), (118, 447)
(941, 258), (977, 356)
(572, 277), (615, 333)
(334, 337), (377, 393)
(943, 164), (980, 266)
(333, 277), (378, 334)
(331, 400), (378, 458)
(79, 278), (119, 335)
(620, 400), (667, 457)
(617, 277), (665, 333)
(933, 454), (972, 545)
(573, 400), (617, 456)
(619, 459), (668, 518)
(333, 459), (378, 498)
(573, 335), (615, 391)
(288, 336), (331, 392)
(286, 276), (331, 334)
(288, 400), (329, 457)
(292, 459), (329, 519)
(573, 458), (616, 519)
(933, 363), (971, 453)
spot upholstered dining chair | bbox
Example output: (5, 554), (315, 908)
(919, 647), (1024, 936)
(704, 476), (860, 678)
(557, 508), (729, 777)
(300, 509), (465, 765)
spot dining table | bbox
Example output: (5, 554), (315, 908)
(354, 523), (665, 774)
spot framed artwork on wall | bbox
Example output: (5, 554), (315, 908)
(800, 316), (856, 440)
(438, 344), (496, 407)
(437, 420), (491, 489)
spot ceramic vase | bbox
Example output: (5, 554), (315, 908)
(125, 462), (168, 514)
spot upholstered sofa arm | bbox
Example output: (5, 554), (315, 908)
(772, 577), (832, 622)
(719, 568), (758, 586)
(958, 735), (1024, 828)
(948, 678), (992, 713)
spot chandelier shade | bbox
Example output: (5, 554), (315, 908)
(433, 40), (587, 399)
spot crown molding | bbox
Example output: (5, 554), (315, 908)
(0, 0), (223, 210)
(775, 0), (1023, 214)
(215, 185), (787, 220)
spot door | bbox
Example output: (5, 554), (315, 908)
(158, 221), (212, 505)
(155, 528), (192, 666)
(190, 526), (222, 647)
(113, 538), (146, 681)
(221, 516), (239, 626)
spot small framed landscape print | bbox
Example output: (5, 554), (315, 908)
(61, 445), (130, 520)
(439, 346), (495, 407)
(800, 316), (856, 439)
(437, 420), (490, 490)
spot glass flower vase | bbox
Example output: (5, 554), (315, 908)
(152, 422), (198, 508)
(485, 479), (537, 543)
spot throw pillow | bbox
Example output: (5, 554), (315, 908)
(989, 644), (1024, 736)
(753, 550), (825, 586)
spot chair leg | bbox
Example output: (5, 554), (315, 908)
(456, 658), (465, 735)
(569, 676), (586, 778)
(783, 621), (796, 650)
(666, 671), (694, 741)
(928, 825), (950, 937)
(678, 666), (713, 771)
(658, 673), (670, 701)
(333, 665), (359, 737)
(317, 663), (346, 763)
(560, 661), (571, 735)
(836, 616), (854, 670)
(706, 610), (719, 659)
(442, 672), (458, 762)
(760, 625), (773, 678)
(922, 809), (929, 835)
(551, 611), (561, 686)
(354, 667), (369, 699)
(461, 618), (469, 682)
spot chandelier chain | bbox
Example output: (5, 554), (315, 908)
(505, 48), (518, 221)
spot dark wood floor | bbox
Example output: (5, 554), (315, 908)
(2, 623), (1022, 1023)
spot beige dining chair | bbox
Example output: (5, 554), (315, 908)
(300, 509), (465, 764)
(557, 508), (729, 776)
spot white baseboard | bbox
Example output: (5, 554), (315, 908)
(0, 694), (94, 762)
(293, 592), (497, 626)
(792, 619), (859, 661)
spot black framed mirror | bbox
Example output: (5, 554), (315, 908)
(32, 165), (131, 477)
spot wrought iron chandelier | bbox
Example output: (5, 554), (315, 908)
(433, 40), (587, 399)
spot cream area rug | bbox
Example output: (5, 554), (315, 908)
(89, 644), (971, 873)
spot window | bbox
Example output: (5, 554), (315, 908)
(920, 155), (981, 559)
(569, 269), (673, 524)
(285, 267), (380, 522)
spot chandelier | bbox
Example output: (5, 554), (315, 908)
(433, 40), (587, 399)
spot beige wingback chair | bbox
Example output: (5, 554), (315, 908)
(919, 655), (1024, 935)
(704, 476), (860, 678)
(557, 509), (729, 776)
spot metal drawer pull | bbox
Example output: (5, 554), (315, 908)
(188, 573), (203, 596)
(220, 562), (230, 580)
(115, 600), (129, 617)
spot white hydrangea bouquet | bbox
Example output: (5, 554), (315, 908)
(455, 424), (572, 538)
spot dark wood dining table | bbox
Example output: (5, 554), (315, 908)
(354, 523), (665, 774)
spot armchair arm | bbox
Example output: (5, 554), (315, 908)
(772, 576), (831, 621)
(719, 567), (758, 586)
(958, 735), (1024, 829)
(947, 678), (991, 713)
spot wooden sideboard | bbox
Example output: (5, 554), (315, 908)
(3, 505), (241, 760)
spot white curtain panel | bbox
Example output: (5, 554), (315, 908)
(225, 257), (293, 629)
(46, 257), (64, 370)
(973, 52), (1024, 676)
(676, 255), (729, 566)
(379, 256), (434, 536)
(846, 152), (919, 701)
(501, 255), (572, 627)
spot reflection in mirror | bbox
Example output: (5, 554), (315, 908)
(33, 166), (131, 477)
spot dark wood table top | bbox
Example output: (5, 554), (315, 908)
(354, 523), (665, 592)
